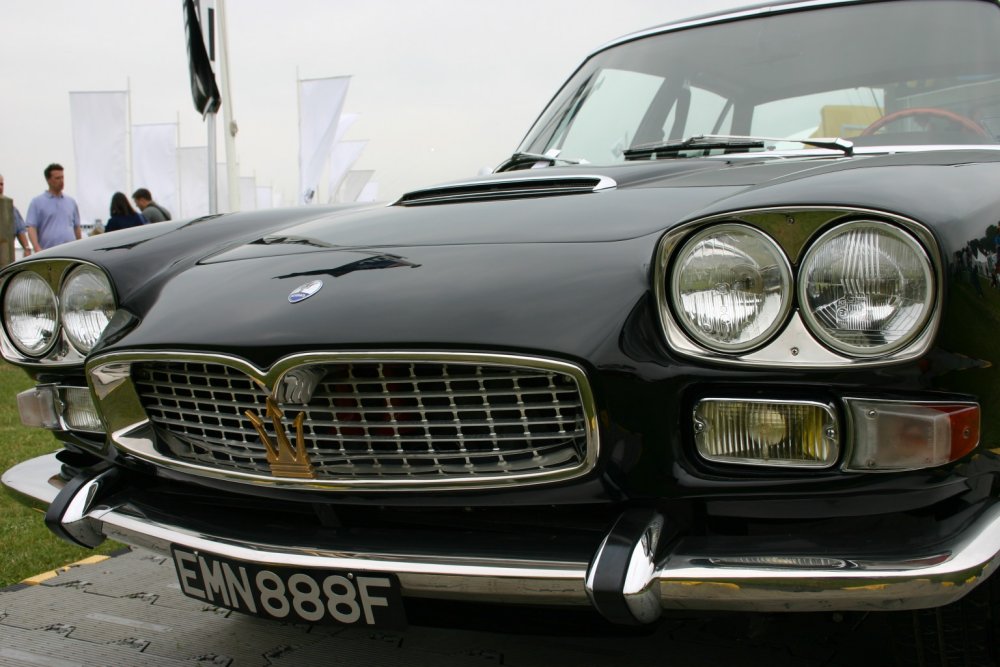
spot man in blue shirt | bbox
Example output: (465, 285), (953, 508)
(26, 163), (81, 252)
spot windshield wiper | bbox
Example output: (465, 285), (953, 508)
(622, 134), (854, 160)
(496, 152), (584, 171)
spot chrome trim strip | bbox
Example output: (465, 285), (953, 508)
(653, 206), (945, 368)
(392, 174), (617, 206)
(7, 452), (1000, 612)
(87, 350), (600, 492)
(722, 145), (1000, 158)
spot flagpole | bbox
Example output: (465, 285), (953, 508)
(218, 0), (240, 211)
(296, 68), (302, 204)
(175, 112), (182, 215)
(126, 78), (133, 198)
(207, 113), (217, 214)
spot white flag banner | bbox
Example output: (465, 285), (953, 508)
(298, 76), (350, 204)
(358, 181), (379, 203)
(337, 170), (374, 203)
(326, 140), (367, 204)
(240, 176), (257, 211)
(255, 186), (273, 209)
(178, 146), (209, 219)
(69, 91), (128, 230)
(132, 123), (179, 218)
(335, 112), (359, 143)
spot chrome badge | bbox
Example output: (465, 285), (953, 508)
(288, 279), (323, 303)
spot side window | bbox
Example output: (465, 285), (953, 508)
(556, 69), (663, 162)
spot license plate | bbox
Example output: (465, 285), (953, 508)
(170, 546), (406, 627)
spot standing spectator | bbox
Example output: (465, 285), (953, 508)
(25, 163), (81, 252)
(105, 192), (148, 232)
(131, 188), (171, 222)
(0, 173), (32, 257)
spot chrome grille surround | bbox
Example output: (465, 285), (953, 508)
(88, 351), (598, 491)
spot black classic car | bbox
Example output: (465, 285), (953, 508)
(6, 0), (1000, 663)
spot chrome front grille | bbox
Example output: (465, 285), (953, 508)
(127, 355), (594, 488)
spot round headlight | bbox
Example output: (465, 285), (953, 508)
(798, 221), (934, 357)
(60, 266), (115, 353)
(3, 271), (58, 356)
(670, 224), (792, 352)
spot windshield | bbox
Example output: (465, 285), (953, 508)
(517, 0), (1000, 164)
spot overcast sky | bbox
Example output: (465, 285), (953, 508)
(2, 0), (742, 210)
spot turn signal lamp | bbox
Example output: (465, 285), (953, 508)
(61, 386), (104, 432)
(693, 399), (839, 468)
(844, 399), (980, 471)
(17, 385), (104, 434)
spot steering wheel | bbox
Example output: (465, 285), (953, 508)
(859, 107), (990, 137)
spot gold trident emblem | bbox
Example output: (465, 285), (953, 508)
(245, 397), (316, 479)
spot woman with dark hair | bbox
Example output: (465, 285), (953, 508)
(105, 191), (147, 232)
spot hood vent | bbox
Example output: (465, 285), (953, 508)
(394, 174), (616, 206)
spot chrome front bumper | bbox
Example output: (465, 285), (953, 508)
(6, 453), (1000, 621)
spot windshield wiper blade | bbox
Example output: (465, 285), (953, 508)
(496, 152), (583, 171)
(623, 136), (763, 159)
(622, 134), (854, 160)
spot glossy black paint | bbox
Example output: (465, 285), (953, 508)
(11, 148), (1000, 520)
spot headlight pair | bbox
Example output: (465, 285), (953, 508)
(670, 220), (934, 358)
(3, 265), (115, 357)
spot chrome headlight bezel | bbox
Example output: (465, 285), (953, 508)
(654, 207), (944, 368)
(668, 223), (793, 353)
(0, 260), (117, 365)
(797, 220), (935, 358)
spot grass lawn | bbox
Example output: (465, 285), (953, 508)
(0, 363), (121, 588)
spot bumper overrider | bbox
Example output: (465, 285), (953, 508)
(6, 452), (1000, 625)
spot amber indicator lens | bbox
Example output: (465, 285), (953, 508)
(693, 398), (839, 468)
(845, 400), (980, 471)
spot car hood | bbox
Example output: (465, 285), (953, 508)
(47, 149), (1000, 278)
(44, 149), (1000, 366)
(200, 149), (1000, 262)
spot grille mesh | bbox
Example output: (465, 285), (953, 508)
(132, 360), (589, 482)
